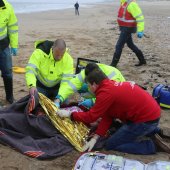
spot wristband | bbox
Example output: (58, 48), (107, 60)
(55, 95), (64, 103)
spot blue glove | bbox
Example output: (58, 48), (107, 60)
(78, 83), (88, 93)
(78, 99), (93, 108)
(55, 95), (64, 103)
(137, 32), (144, 38)
(11, 48), (18, 56)
(54, 101), (60, 108)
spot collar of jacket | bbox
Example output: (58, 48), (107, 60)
(35, 40), (53, 54)
(0, 0), (5, 8)
(49, 48), (55, 61)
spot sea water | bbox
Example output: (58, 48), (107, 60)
(8, 0), (113, 14)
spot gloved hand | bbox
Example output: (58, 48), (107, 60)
(137, 32), (144, 38)
(11, 48), (18, 56)
(82, 134), (99, 152)
(29, 87), (37, 96)
(78, 99), (93, 108)
(54, 102), (60, 108)
(78, 83), (88, 93)
(57, 109), (71, 118)
(55, 95), (64, 103)
(54, 99), (60, 108)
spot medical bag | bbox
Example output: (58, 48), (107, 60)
(73, 152), (170, 170)
(152, 84), (170, 109)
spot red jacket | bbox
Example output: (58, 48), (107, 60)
(117, 2), (137, 27)
(72, 79), (161, 136)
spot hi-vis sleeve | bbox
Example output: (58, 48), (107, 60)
(8, 3), (18, 48)
(127, 1), (144, 32)
(58, 70), (86, 102)
(25, 50), (40, 88)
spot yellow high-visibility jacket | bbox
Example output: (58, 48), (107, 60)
(0, 0), (18, 48)
(25, 40), (74, 89)
(120, 0), (144, 32)
(58, 63), (125, 102)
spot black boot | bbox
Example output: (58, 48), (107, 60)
(135, 50), (146, 66)
(3, 77), (14, 104)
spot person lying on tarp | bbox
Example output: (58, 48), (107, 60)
(54, 63), (125, 109)
(25, 39), (74, 104)
(56, 68), (170, 155)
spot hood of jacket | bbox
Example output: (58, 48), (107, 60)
(34, 40), (54, 54)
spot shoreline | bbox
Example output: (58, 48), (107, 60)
(14, 0), (170, 15)
(15, 1), (115, 16)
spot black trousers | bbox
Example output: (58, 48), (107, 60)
(111, 27), (145, 67)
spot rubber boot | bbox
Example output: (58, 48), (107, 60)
(135, 50), (146, 66)
(3, 77), (14, 104)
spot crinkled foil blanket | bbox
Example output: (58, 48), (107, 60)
(39, 93), (89, 152)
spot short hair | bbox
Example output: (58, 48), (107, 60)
(53, 39), (66, 50)
(86, 68), (107, 85)
(85, 63), (99, 76)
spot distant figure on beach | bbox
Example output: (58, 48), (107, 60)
(0, 0), (19, 104)
(25, 39), (74, 107)
(110, 0), (146, 67)
(74, 2), (79, 15)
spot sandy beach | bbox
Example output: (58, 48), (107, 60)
(0, 0), (170, 169)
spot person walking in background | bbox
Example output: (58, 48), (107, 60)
(110, 0), (146, 67)
(0, 0), (19, 104)
(25, 39), (74, 104)
(74, 2), (79, 16)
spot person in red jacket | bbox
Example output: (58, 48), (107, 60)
(110, 0), (146, 67)
(57, 67), (170, 155)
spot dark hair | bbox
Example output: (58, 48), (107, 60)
(53, 39), (66, 50)
(86, 68), (107, 85)
(85, 63), (100, 76)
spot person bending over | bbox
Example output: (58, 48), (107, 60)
(57, 68), (170, 155)
(54, 63), (125, 108)
(25, 39), (74, 103)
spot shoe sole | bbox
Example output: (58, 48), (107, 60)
(155, 134), (170, 154)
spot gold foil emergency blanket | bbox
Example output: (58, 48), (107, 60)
(38, 93), (90, 152)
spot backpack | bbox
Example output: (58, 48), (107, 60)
(73, 152), (170, 170)
(152, 84), (170, 109)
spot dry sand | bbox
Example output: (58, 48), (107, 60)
(0, 0), (170, 169)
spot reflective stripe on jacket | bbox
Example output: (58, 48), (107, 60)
(25, 40), (74, 88)
(117, 1), (136, 27)
(0, 0), (18, 48)
(58, 63), (125, 101)
(117, 0), (144, 32)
